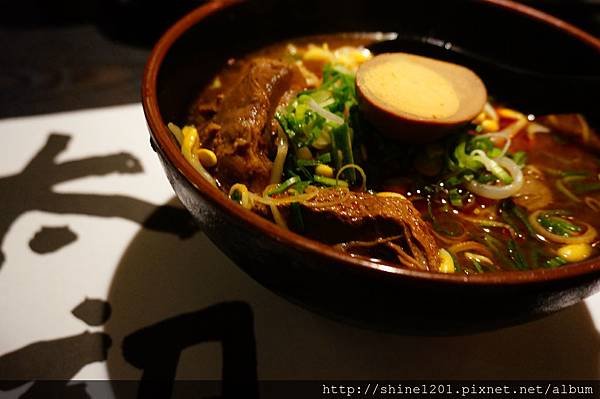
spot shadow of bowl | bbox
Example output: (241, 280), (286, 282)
(104, 200), (600, 384)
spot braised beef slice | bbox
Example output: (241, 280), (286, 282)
(204, 59), (293, 192)
(299, 189), (440, 270)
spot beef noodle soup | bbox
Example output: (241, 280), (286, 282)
(168, 34), (600, 275)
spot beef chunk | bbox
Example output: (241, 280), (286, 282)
(299, 189), (440, 271)
(202, 58), (293, 192)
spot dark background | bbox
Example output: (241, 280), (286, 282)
(0, 0), (598, 119)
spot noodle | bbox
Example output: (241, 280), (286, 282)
(252, 191), (318, 206)
(448, 241), (494, 258)
(429, 227), (468, 245)
(336, 164), (367, 191)
(458, 215), (517, 239)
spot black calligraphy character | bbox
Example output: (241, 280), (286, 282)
(0, 132), (198, 269)
(123, 301), (259, 399)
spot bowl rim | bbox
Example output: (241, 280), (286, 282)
(142, 0), (600, 286)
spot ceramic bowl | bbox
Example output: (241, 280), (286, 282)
(142, 0), (600, 334)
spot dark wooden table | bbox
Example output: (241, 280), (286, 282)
(0, 0), (598, 119)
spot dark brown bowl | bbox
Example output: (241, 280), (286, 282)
(142, 0), (600, 335)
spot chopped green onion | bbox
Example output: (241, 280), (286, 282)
(445, 175), (463, 187)
(476, 172), (496, 184)
(507, 239), (528, 270)
(481, 234), (512, 267)
(268, 176), (301, 196)
(487, 147), (503, 158)
(296, 159), (321, 167)
(571, 182), (600, 195)
(511, 203), (537, 238)
(450, 252), (462, 273)
(294, 102), (308, 121)
(550, 218), (581, 233)
(500, 202), (524, 237)
(537, 212), (582, 237)
(530, 248), (542, 269)
(293, 180), (311, 194)
(471, 259), (485, 273)
(471, 150), (513, 184)
(544, 256), (568, 269)
(511, 151), (527, 166)
(313, 175), (349, 187)
(453, 140), (481, 170)
(331, 123), (356, 182)
(448, 188), (463, 207)
(317, 152), (332, 163)
(469, 137), (494, 152)
(296, 153), (334, 168)
(230, 190), (242, 202)
(562, 170), (590, 177)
